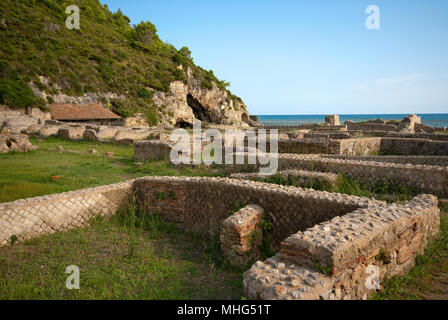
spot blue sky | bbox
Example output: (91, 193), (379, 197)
(101, 0), (448, 115)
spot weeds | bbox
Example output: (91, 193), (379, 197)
(9, 235), (17, 246)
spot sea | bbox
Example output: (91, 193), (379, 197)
(257, 114), (448, 128)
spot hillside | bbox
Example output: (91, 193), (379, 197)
(0, 0), (250, 127)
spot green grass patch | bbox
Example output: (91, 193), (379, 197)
(0, 203), (242, 299)
(0, 138), (226, 203)
(30, 136), (135, 158)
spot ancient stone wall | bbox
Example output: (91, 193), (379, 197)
(322, 154), (448, 167)
(304, 132), (351, 140)
(134, 140), (174, 162)
(58, 126), (85, 140)
(0, 175), (440, 300)
(132, 176), (380, 246)
(277, 138), (330, 154)
(278, 154), (448, 197)
(346, 122), (400, 132)
(230, 170), (339, 190)
(380, 138), (448, 156)
(277, 137), (381, 155)
(329, 137), (382, 155)
(0, 181), (133, 246)
(220, 204), (264, 267)
(384, 132), (448, 141)
(243, 194), (440, 300)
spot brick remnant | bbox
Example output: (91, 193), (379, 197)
(220, 204), (264, 267)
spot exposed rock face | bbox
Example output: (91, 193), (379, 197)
(29, 77), (124, 107)
(150, 68), (252, 128)
(0, 133), (38, 153)
(27, 71), (253, 128)
(125, 113), (151, 128)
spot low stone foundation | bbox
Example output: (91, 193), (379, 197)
(278, 154), (448, 197)
(220, 204), (264, 267)
(381, 138), (448, 155)
(132, 176), (380, 245)
(243, 194), (440, 300)
(0, 176), (441, 300)
(230, 170), (339, 189)
(278, 138), (331, 154)
(58, 127), (85, 140)
(322, 154), (448, 167)
(277, 137), (382, 156)
(0, 181), (132, 246)
(134, 140), (174, 161)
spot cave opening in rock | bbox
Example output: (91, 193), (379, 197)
(186, 94), (218, 123)
(174, 120), (193, 129)
(241, 113), (250, 124)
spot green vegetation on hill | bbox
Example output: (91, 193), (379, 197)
(0, 0), (242, 120)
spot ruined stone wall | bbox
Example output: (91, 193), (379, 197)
(132, 176), (380, 246)
(384, 132), (448, 141)
(0, 175), (440, 300)
(304, 132), (351, 140)
(329, 137), (382, 155)
(277, 138), (331, 154)
(346, 122), (400, 132)
(322, 154), (448, 167)
(0, 181), (133, 246)
(230, 170), (339, 190)
(220, 204), (264, 267)
(380, 138), (448, 156)
(243, 194), (440, 300)
(278, 154), (448, 197)
(134, 140), (174, 161)
(276, 138), (382, 155)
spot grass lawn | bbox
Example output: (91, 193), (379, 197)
(0, 137), (226, 203)
(30, 136), (136, 158)
(0, 207), (243, 300)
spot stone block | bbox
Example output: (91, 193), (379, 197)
(220, 204), (264, 267)
(325, 115), (340, 126)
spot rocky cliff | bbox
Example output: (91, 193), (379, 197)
(151, 67), (250, 128)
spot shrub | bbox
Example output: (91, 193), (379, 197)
(144, 106), (158, 126)
(137, 87), (153, 99)
(0, 77), (43, 109)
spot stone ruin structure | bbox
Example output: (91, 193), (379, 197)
(325, 115), (340, 126)
(0, 133), (38, 153)
(243, 193), (439, 300)
(0, 176), (440, 300)
(0, 111), (446, 300)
